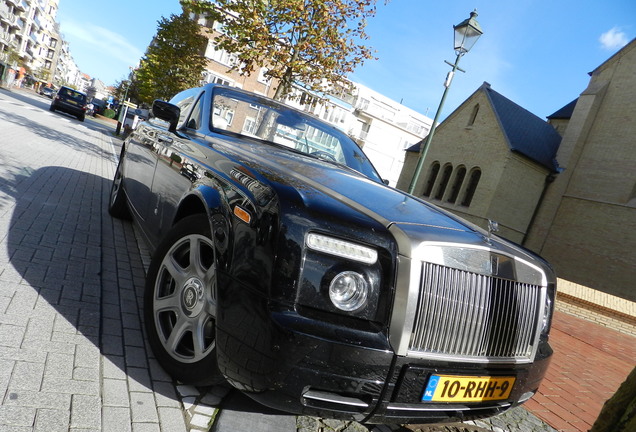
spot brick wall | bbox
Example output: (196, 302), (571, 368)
(555, 278), (636, 337)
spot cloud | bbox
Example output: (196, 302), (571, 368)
(60, 20), (143, 66)
(599, 27), (629, 51)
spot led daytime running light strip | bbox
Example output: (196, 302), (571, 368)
(306, 233), (377, 265)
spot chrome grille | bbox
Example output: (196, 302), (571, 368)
(408, 262), (542, 362)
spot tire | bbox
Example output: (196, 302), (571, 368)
(78, 114), (85, 122)
(144, 214), (224, 386)
(108, 157), (131, 219)
(49, 104), (55, 112)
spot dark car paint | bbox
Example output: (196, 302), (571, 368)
(116, 84), (555, 423)
(50, 86), (88, 121)
(90, 98), (108, 116)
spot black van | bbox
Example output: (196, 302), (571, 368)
(50, 86), (88, 121)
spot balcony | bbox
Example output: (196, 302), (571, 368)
(16, 0), (29, 11)
(0, 30), (12, 44)
(0, 7), (15, 24)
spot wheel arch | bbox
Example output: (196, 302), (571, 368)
(173, 186), (225, 226)
(173, 186), (233, 268)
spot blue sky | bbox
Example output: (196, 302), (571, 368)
(56, 0), (634, 120)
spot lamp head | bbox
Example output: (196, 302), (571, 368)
(454, 10), (483, 55)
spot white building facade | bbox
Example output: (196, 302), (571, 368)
(0, 0), (78, 89)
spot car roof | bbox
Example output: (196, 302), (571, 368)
(59, 86), (87, 96)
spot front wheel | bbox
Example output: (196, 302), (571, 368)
(144, 214), (224, 386)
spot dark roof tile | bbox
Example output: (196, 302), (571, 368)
(484, 84), (561, 171)
(548, 99), (578, 119)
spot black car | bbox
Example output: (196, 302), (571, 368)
(50, 86), (88, 121)
(90, 98), (108, 116)
(108, 84), (556, 425)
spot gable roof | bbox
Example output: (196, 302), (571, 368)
(548, 99), (577, 120)
(406, 83), (562, 172)
(482, 83), (561, 172)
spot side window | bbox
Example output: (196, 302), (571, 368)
(422, 162), (440, 197)
(461, 168), (481, 207)
(169, 87), (203, 128)
(447, 166), (466, 204)
(434, 163), (453, 200)
(175, 96), (195, 125)
(468, 104), (479, 126)
(185, 96), (203, 130)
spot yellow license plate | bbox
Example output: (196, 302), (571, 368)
(422, 374), (515, 402)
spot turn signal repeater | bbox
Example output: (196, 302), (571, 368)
(306, 233), (377, 264)
(233, 205), (251, 224)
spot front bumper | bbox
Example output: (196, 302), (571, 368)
(215, 295), (552, 424)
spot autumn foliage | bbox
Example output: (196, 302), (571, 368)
(181, 0), (380, 100)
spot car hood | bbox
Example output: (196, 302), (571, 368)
(224, 138), (483, 224)
(200, 135), (548, 266)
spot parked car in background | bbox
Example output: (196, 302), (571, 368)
(90, 98), (108, 116)
(39, 86), (56, 98)
(49, 86), (88, 121)
(108, 84), (556, 425)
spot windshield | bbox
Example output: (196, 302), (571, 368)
(210, 87), (383, 182)
(59, 87), (86, 102)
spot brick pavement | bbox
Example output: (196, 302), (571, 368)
(0, 89), (188, 431)
(523, 310), (636, 432)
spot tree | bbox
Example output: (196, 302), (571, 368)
(181, 0), (381, 100)
(34, 66), (51, 83)
(132, 12), (208, 104)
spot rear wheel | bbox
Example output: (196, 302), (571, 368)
(144, 214), (224, 386)
(49, 104), (55, 112)
(108, 157), (130, 219)
(78, 114), (85, 122)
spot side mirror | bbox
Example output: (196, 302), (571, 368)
(151, 100), (180, 132)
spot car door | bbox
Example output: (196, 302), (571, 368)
(122, 120), (164, 224)
(144, 90), (209, 245)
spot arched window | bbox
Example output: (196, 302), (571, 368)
(422, 162), (440, 197)
(468, 104), (479, 126)
(434, 164), (453, 200)
(447, 166), (466, 204)
(461, 168), (481, 207)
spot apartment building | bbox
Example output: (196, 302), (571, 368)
(0, 0), (68, 88)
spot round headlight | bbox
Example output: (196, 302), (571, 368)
(329, 271), (368, 312)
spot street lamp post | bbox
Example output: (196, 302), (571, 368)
(408, 10), (483, 195)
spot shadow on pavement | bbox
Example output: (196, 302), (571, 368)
(3, 165), (177, 402)
(2, 164), (301, 425)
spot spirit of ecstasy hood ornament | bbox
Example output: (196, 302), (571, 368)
(486, 219), (499, 245)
